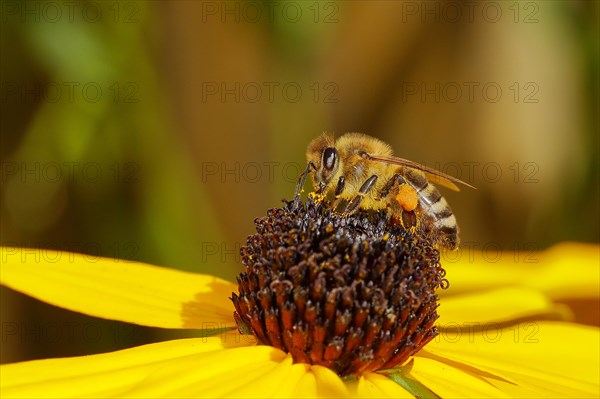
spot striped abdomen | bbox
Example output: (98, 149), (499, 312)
(403, 169), (459, 250)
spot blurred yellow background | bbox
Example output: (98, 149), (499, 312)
(1, 1), (598, 363)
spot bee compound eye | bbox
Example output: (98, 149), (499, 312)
(323, 147), (338, 171)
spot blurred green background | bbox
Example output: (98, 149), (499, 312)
(1, 1), (598, 363)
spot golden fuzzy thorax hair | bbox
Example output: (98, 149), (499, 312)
(303, 132), (461, 250)
(306, 132), (393, 190)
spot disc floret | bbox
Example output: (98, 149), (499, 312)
(231, 195), (445, 376)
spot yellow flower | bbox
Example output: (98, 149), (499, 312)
(0, 242), (598, 398)
(1, 193), (599, 398)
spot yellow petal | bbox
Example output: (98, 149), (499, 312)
(0, 247), (237, 329)
(147, 354), (350, 398)
(408, 356), (513, 398)
(1, 336), (244, 398)
(352, 373), (414, 398)
(413, 321), (600, 398)
(439, 286), (572, 326)
(288, 366), (350, 398)
(442, 242), (600, 300)
(534, 243), (600, 300)
(124, 343), (288, 397)
(290, 367), (319, 397)
(1, 334), (353, 398)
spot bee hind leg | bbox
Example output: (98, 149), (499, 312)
(379, 174), (421, 232)
(378, 173), (402, 200)
(396, 185), (420, 233)
(401, 210), (418, 230)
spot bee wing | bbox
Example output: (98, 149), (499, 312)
(366, 154), (476, 191)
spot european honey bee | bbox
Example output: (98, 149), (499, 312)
(297, 132), (475, 250)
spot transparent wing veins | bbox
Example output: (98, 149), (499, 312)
(366, 154), (477, 192)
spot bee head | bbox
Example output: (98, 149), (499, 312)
(306, 133), (340, 188)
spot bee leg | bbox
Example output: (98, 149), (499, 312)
(395, 183), (420, 231)
(334, 175), (345, 197)
(343, 175), (378, 213)
(331, 175), (345, 211)
(395, 183), (419, 212)
(378, 174), (420, 230)
(378, 173), (416, 207)
(317, 181), (326, 195)
(294, 161), (316, 198)
(401, 210), (418, 230)
(377, 173), (402, 200)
